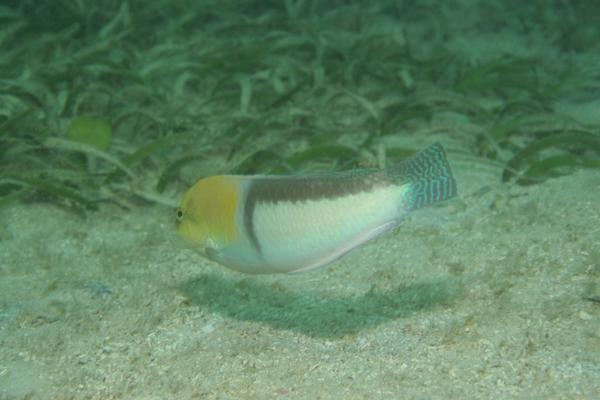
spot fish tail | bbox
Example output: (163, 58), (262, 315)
(388, 142), (457, 210)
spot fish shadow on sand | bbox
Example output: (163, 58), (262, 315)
(178, 273), (461, 338)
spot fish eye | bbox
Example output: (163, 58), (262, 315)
(175, 208), (184, 222)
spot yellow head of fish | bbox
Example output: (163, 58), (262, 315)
(175, 175), (240, 254)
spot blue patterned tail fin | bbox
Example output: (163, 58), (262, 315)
(388, 143), (457, 210)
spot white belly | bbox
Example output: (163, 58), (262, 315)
(248, 185), (404, 273)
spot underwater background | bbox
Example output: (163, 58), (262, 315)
(1, 0), (599, 398)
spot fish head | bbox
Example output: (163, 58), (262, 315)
(175, 175), (241, 255)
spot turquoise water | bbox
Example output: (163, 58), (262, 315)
(1, 1), (599, 398)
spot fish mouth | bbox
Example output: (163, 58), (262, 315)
(168, 229), (192, 250)
(174, 225), (209, 255)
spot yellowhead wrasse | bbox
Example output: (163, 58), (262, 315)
(175, 142), (457, 274)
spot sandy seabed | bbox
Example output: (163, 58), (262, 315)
(1, 157), (599, 399)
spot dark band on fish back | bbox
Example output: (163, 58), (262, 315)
(243, 170), (389, 254)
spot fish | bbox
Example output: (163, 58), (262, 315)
(175, 142), (457, 274)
